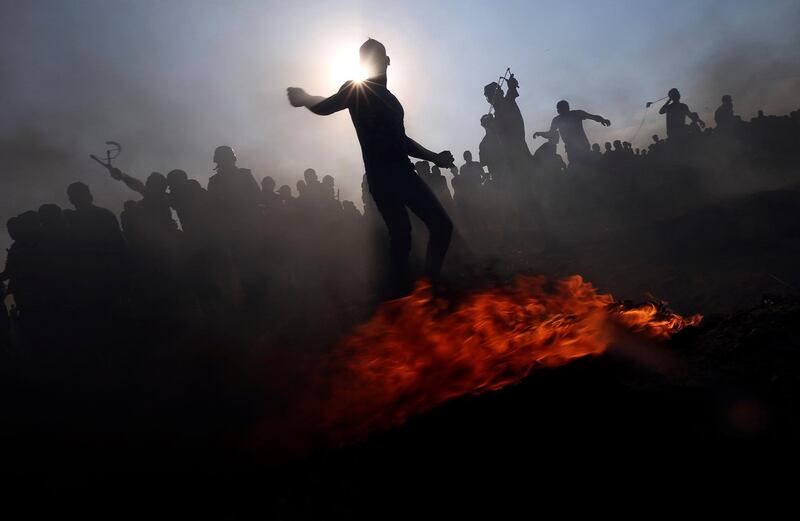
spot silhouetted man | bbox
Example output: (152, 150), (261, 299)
(2, 212), (46, 332)
(66, 182), (126, 255)
(460, 151), (485, 185)
(207, 145), (262, 224)
(287, 38), (454, 293)
(484, 73), (530, 172)
(532, 134), (566, 173)
(533, 100), (611, 165)
(659, 88), (705, 140)
(278, 185), (294, 209)
(167, 169), (208, 237)
(479, 114), (504, 184)
(714, 95), (737, 130)
(590, 143), (602, 160)
(110, 169), (177, 234)
(64, 182), (127, 312)
(261, 176), (282, 209)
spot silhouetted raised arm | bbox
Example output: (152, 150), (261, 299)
(581, 111), (611, 126)
(287, 83), (351, 116)
(109, 168), (146, 196)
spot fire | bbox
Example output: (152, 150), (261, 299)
(313, 275), (701, 445)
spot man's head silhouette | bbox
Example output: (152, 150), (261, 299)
(67, 182), (93, 210)
(262, 176), (276, 192)
(480, 114), (495, 129)
(38, 204), (63, 230)
(722, 95), (732, 106)
(213, 146), (237, 171)
(484, 82), (502, 104)
(668, 88), (680, 101)
(556, 100), (570, 115)
(414, 160), (431, 176)
(146, 172), (168, 193)
(360, 38), (389, 78)
(166, 169), (188, 188)
(303, 168), (318, 184)
(463, 151), (472, 162)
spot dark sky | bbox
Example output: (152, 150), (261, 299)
(2, 0), (800, 259)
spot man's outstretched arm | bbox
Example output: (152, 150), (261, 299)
(287, 84), (350, 115)
(109, 168), (146, 196)
(405, 137), (454, 168)
(582, 111), (612, 126)
(533, 118), (559, 140)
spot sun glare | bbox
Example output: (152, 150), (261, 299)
(329, 48), (368, 87)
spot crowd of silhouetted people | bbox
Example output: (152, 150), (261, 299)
(2, 81), (800, 363)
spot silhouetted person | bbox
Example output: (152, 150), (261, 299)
(430, 166), (454, 209)
(38, 204), (67, 250)
(278, 185), (294, 209)
(302, 168), (323, 203)
(460, 151), (485, 185)
(714, 95), (737, 130)
(288, 38), (454, 293)
(341, 200), (362, 220)
(479, 114), (505, 184)
(2, 212), (46, 333)
(296, 179), (308, 206)
(167, 169), (208, 236)
(261, 176), (281, 209)
(64, 182), (127, 317)
(66, 182), (126, 255)
(120, 200), (141, 243)
(590, 143), (603, 161)
(484, 73), (530, 172)
(37, 204), (69, 313)
(532, 135), (566, 173)
(207, 145), (262, 227)
(321, 174), (338, 203)
(659, 88), (705, 140)
(533, 100), (611, 165)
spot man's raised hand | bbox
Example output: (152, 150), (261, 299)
(287, 87), (308, 107)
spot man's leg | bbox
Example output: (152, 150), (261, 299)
(371, 185), (413, 296)
(402, 174), (453, 282)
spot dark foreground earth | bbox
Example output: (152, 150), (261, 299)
(3, 189), (800, 514)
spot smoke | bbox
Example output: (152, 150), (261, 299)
(2, 0), (800, 261)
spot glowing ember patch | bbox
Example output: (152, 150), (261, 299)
(315, 275), (701, 444)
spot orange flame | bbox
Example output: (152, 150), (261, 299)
(313, 275), (701, 445)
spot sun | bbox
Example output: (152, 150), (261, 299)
(329, 48), (368, 87)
